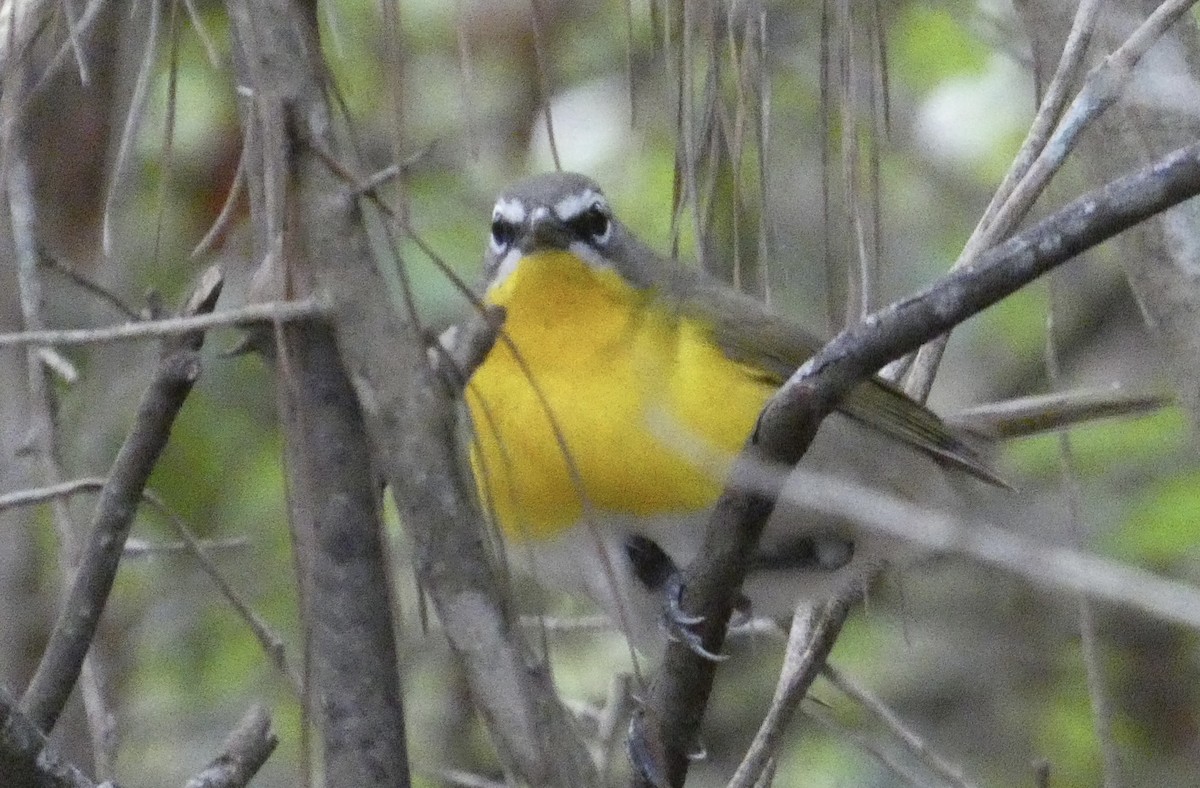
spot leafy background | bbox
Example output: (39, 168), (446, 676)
(2, 1), (1197, 786)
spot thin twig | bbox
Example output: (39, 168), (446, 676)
(40, 250), (140, 319)
(948, 386), (1173, 439)
(452, 0), (479, 158)
(527, 0), (561, 170)
(824, 665), (977, 788)
(803, 704), (930, 787)
(142, 490), (302, 695)
(58, 0), (90, 85)
(433, 768), (507, 788)
(16, 0), (105, 113)
(0, 475), (292, 690)
(181, 0), (221, 68)
(191, 142), (247, 259)
(1034, 759), (1052, 788)
(780, 468), (1200, 632)
(121, 535), (249, 558)
(20, 268), (221, 732)
(0, 477), (107, 511)
(1047, 276), (1121, 787)
(727, 597), (859, 788)
(906, 0), (1193, 399)
(980, 0), (1106, 232)
(100, 0), (159, 257)
(634, 138), (1200, 786)
(985, 0), (1198, 249)
(0, 297), (322, 348)
(7, 93), (116, 770)
(183, 705), (278, 788)
(596, 673), (636, 780)
(36, 345), (79, 383)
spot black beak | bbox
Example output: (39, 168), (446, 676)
(520, 212), (572, 252)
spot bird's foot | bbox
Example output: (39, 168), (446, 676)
(662, 573), (727, 662)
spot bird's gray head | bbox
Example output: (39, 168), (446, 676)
(483, 172), (654, 290)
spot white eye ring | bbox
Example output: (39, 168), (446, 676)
(490, 217), (517, 253)
(558, 201), (611, 246)
(490, 198), (527, 253)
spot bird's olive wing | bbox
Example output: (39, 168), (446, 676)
(666, 272), (1004, 485)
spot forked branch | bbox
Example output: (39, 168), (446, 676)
(634, 138), (1200, 787)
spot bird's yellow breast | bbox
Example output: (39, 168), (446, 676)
(466, 251), (775, 541)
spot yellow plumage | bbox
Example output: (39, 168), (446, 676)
(463, 172), (997, 653)
(466, 251), (774, 541)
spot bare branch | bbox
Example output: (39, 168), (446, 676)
(0, 298), (322, 348)
(0, 687), (98, 788)
(907, 0), (1199, 398)
(144, 492), (301, 695)
(824, 665), (977, 788)
(219, 1), (599, 782)
(0, 477), (107, 511)
(726, 598), (858, 788)
(183, 705), (278, 788)
(633, 138), (1200, 786)
(948, 386), (1173, 439)
(20, 268), (220, 733)
(225, 4), (412, 786)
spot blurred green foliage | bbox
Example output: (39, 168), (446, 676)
(16, 0), (1195, 786)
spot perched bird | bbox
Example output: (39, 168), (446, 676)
(464, 172), (996, 654)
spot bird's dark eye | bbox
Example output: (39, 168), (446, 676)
(491, 217), (517, 250)
(565, 203), (611, 244)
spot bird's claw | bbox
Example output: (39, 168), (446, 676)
(628, 711), (670, 788)
(663, 573), (727, 662)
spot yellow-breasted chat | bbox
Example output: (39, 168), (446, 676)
(464, 172), (997, 654)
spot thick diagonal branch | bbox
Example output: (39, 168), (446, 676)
(635, 138), (1200, 787)
(19, 268), (220, 732)
(223, 1), (596, 784)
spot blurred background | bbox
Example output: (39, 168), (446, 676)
(1, 0), (1197, 785)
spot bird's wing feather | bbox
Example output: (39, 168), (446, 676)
(656, 266), (1004, 486)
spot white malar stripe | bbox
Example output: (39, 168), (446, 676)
(553, 189), (606, 221)
(492, 198), (527, 224)
(489, 241), (610, 293)
(567, 240), (612, 271)
(488, 247), (525, 291)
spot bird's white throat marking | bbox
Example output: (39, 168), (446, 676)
(490, 247), (524, 291)
(554, 188), (606, 221)
(567, 240), (612, 271)
(487, 188), (614, 292)
(488, 240), (612, 295)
